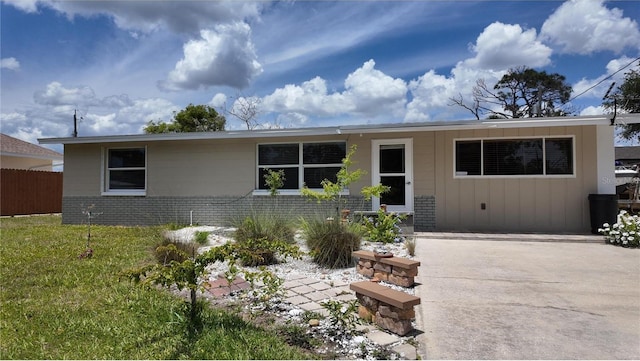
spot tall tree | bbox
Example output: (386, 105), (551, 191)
(604, 65), (640, 141)
(450, 66), (573, 119)
(144, 104), (226, 133)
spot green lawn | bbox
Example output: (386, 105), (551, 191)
(0, 215), (311, 359)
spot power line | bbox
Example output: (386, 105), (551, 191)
(568, 56), (640, 103)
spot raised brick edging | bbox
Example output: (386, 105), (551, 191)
(352, 250), (420, 287)
(350, 281), (420, 336)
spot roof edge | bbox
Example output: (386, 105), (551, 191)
(1, 151), (64, 161)
(39, 114), (638, 145)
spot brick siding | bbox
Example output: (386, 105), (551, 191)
(62, 194), (436, 229)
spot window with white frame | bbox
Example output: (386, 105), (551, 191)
(105, 148), (146, 193)
(257, 141), (346, 190)
(455, 137), (574, 177)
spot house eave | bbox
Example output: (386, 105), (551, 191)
(38, 114), (638, 145)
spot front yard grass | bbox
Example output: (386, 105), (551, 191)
(0, 215), (312, 359)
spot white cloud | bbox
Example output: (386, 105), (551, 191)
(406, 70), (456, 122)
(261, 60), (407, 121)
(342, 60), (407, 117)
(1, 57), (20, 71)
(33, 82), (98, 106)
(540, 0), (640, 54)
(260, 18), (554, 124)
(117, 98), (180, 133)
(405, 21), (544, 122)
(20, 1), (262, 35)
(2, 0), (38, 13)
(209, 93), (227, 108)
(3, 81), (181, 138)
(580, 105), (605, 115)
(262, 77), (337, 116)
(465, 22), (552, 70)
(162, 23), (263, 90)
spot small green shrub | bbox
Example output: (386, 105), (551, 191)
(194, 231), (210, 245)
(203, 237), (302, 267)
(301, 218), (362, 268)
(263, 168), (286, 197)
(276, 324), (321, 350)
(243, 267), (286, 307)
(320, 299), (360, 335)
(166, 222), (189, 230)
(361, 208), (407, 243)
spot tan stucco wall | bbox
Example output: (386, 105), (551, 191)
(1, 155), (54, 171)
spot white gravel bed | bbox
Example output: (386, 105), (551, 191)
(164, 226), (417, 295)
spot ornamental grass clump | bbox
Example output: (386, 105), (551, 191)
(301, 217), (362, 268)
(598, 210), (640, 248)
(232, 213), (298, 266)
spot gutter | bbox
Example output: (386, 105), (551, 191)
(38, 114), (640, 145)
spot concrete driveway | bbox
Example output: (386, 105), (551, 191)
(413, 236), (640, 360)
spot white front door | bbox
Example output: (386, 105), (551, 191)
(372, 139), (413, 213)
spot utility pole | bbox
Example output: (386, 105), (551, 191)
(73, 110), (78, 137)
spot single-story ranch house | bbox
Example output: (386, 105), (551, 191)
(39, 114), (638, 233)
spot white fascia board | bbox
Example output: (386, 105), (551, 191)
(39, 114), (638, 145)
(38, 127), (343, 145)
(339, 115), (621, 135)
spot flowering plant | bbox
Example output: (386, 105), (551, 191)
(598, 210), (640, 248)
(361, 208), (406, 243)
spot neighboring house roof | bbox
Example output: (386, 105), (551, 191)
(39, 114), (640, 145)
(1, 133), (63, 160)
(615, 146), (640, 161)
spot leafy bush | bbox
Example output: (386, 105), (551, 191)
(599, 210), (640, 247)
(361, 208), (407, 243)
(301, 218), (362, 268)
(320, 299), (360, 335)
(235, 237), (301, 266)
(202, 237), (301, 267)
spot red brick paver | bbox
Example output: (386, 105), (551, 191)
(205, 275), (250, 298)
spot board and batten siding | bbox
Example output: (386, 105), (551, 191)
(434, 125), (598, 232)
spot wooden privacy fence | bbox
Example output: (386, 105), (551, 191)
(1, 169), (62, 216)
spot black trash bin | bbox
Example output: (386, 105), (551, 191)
(588, 194), (618, 234)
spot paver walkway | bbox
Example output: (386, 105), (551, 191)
(204, 275), (251, 297)
(282, 275), (355, 313)
(204, 273), (418, 358)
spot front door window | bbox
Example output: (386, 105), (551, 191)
(372, 139), (413, 212)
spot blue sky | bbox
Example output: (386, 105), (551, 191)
(1, 0), (639, 151)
